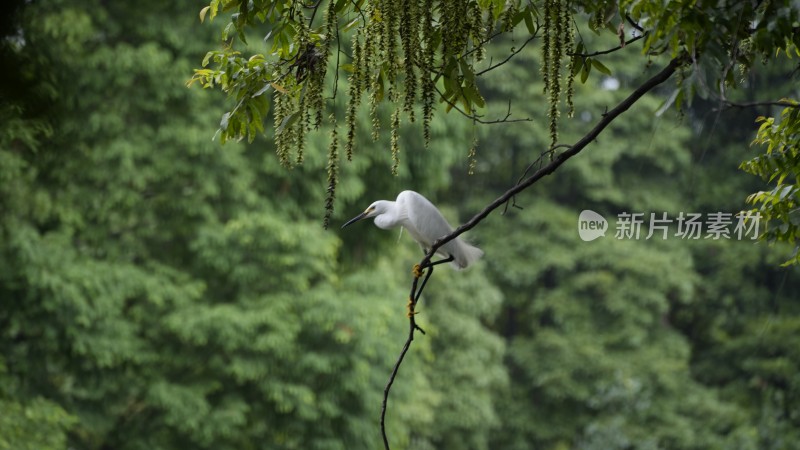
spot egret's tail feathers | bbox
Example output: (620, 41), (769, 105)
(452, 240), (484, 270)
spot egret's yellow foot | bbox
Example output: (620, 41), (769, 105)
(406, 297), (418, 317)
(412, 264), (423, 278)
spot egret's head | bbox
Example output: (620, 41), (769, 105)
(341, 201), (393, 228)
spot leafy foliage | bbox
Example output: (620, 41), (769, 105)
(189, 0), (538, 221)
(741, 100), (800, 265)
(191, 0), (800, 222)
(0, 395), (74, 450)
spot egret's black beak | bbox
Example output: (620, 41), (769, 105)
(342, 211), (368, 229)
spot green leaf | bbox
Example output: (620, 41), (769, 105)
(374, 71), (385, 102)
(655, 88), (680, 117)
(201, 51), (214, 67)
(524, 8), (536, 34)
(571, 57), (584, 77)
(252, 83), (272, 98)
(276, 111), (300, 134)
(464, 83), (485, 109)
(342, 17), (360, 32)
(580, 59), (591, 83)
(590, 58), (612, 76)
(335, 0), (349, 13)
(459, 59), (475, 83)
(220, 112), (231, 131)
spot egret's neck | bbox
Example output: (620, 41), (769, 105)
(373, 201), (404, 229)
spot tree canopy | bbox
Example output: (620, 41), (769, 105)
(190, 0), (800, 229)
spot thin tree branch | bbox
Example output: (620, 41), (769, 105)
(433, 85), (532, 124)
(411, 53), (533, 125)
(379, 55), (686, 450)
(503, 144), (572, 214)
(569, 34), (644, 57)
(476, 34), (538, 76)
(721, 100), (799, 109)
(348, 0), (369, 25)
(330, 20), (341, 101)
(380, 265), (426, 450)
(380, 322), (412, 450)
(625, 14), (645, 33)
(306, 0), (324, 27)
(462, 30), (507, 59)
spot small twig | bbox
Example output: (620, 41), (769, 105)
(721, 100), (799, 109)
(569, 34), (644, 57)
(410, 47), (533, 125)
(569, 15), (645, 58)
(503, 144), (572, 214)
(433, 86), (532, 125)
(462, 30), (506, 59)
(330, 21), (341, 101)
(380, 319), (416, 450)
(791, 63), (800, 78)
(306, 0), (324, 26)
(625, 14), (645, 32)
(476, 34), (538, 76)
(417, 23), (539, 80)
(465, 15), (541, 60)
(348, 0), (369, 24)
(717, 2), (747, 102)
(516, 144), (571, 183)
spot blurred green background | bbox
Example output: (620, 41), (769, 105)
(1, 1), (798, 449)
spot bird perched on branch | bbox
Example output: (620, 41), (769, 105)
(341, 190), (483, 269)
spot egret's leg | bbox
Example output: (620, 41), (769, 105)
(406, 296), (417, 317)
(408, 255), (454, 317)
(424, 255), (454, 269)
(415, 255), (453, 302)
(415, 266), (435, 303)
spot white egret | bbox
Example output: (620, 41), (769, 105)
(341, 190), (483, 269)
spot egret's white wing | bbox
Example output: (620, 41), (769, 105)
(397, 191), (451, 246)
(397, 190), (482, 268)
